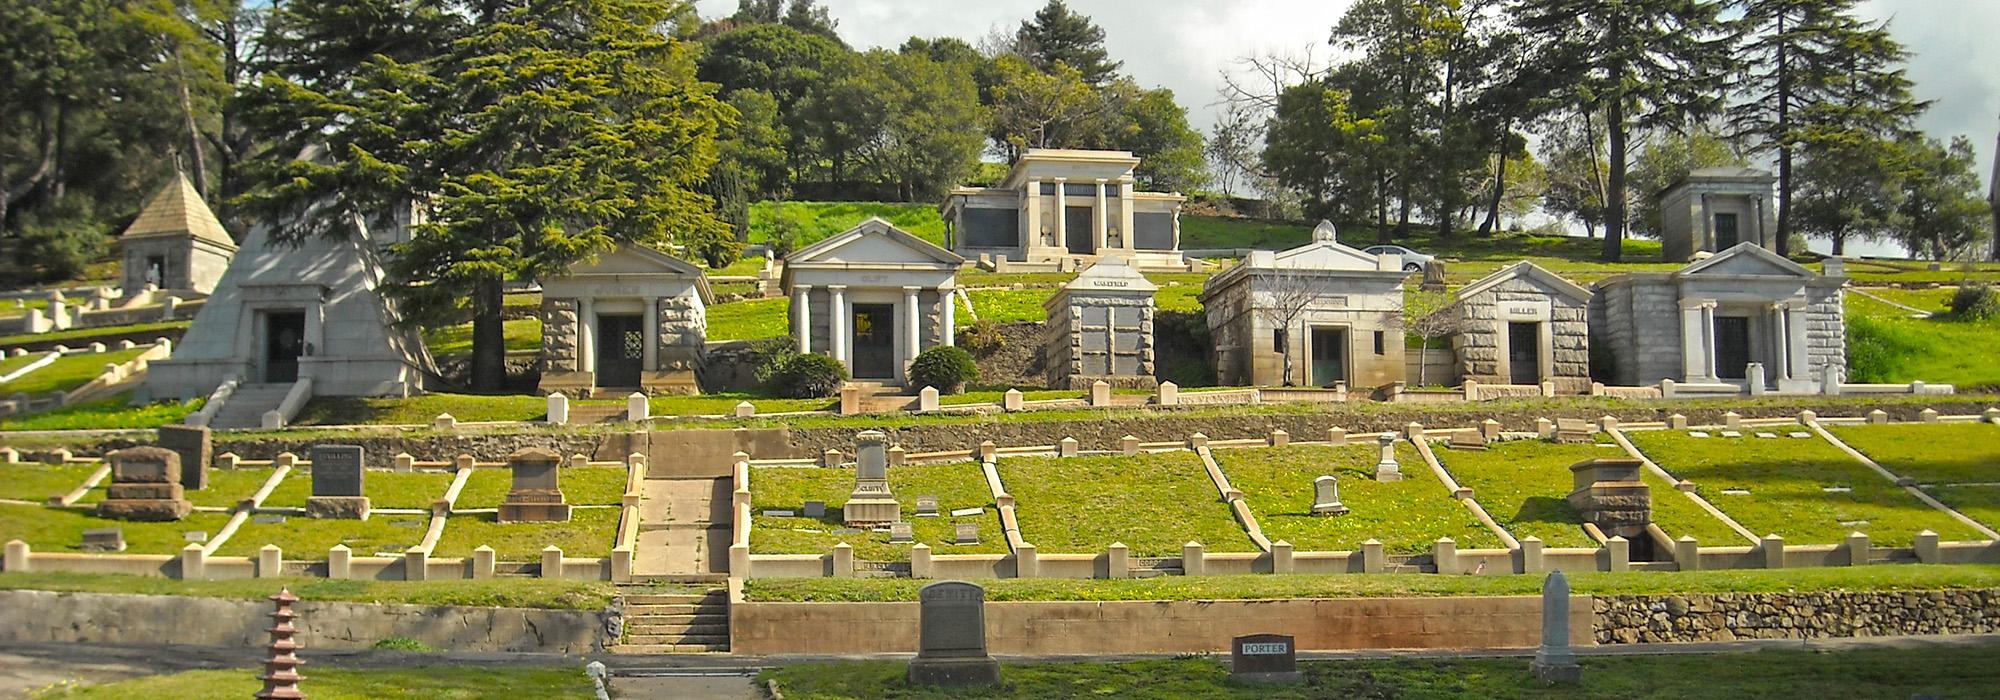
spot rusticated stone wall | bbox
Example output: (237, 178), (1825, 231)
(1593, 589), (2000, 644)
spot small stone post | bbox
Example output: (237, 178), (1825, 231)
(1361, 538), (1384, 573)
(1798, 410), (1817, 425)
(1002, 389), (1024, 411)
(1120, 435), (1140, 457)
(1271, 540), (1294, 574)
(1090, 380), (1112, 407)
(1058, 437), (1079, 457)
(1866, 409), (1889, 424)
(255, 588), (306, 700)
(1676, 536), (1700, 572)
(541, 545), (564, 579)
(977, 441), (996, 462)
(1156, 381), (1178, 406)
(404, 547), (428, 581)
(327, 545), (351, 579)
(1535, 418), (1554, 438)
(735, 401), (755, 418)
(1914, 530), (1940, 563)
(1518, 536), (1543, 574)
(1014, 543), (1038, 578)
(831, 542), (854, 578)
(1668, 414), (1688, 430)
(918, 386), (940, 412)
(433, 413), (457, 432)
(1181, 541), (1206, 576)
(1529, 571), (1580, 684)
(4, 540), (29, 573)
(1326, 427), (1347, 446)
(546, 393), (569, 425)
(1107, 542), (1130, 578)
(1845, 532), (1870, 567)
(1269, 429), (1289, 447)
(1723, 411), (1743, 431)
(1761, 534), (1785, 569)
(1434, 537), (1459, 575)
(258, 545), (283, 578)
(910, 543), (933, 578)
(1605, 536), (1629, 572)
(392, 453), (414, 473)
(626, 393), (649, 422)
(179, 542), (206, 580)
(1186, 432), (1209, 450)
(1920, 408), (1939, 423)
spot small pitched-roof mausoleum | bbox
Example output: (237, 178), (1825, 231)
(537, 242), (713, 397)
(782, 218), (963, 386)
(1198, 222), (1410, 388)
(1590, 243), (1846, 393)
(940, 149), (1187, 271)
(1658, 167), (1778, 262)
(1445, 261), (1593, 392)
(1045, 258), (1158, 389)
(117, 173), (237, 296)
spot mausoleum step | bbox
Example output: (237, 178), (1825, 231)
(630, 612), (730, 626)
(611, 643), (730, 654)
(625, 623), (730, 637)
(624, 593), (722, 606)
(625, 629), (730, 642)
(625, 603), (704, 615)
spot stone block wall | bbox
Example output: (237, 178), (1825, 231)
(656, 294), (706, 371)
(1805, 286), (1846, 382)
(540, 298), (579, 372)
(1454, 277), (1590, 392)
(1590, 281), (1683, 386)
(1046, 296), (1156, 389)
(1593, 589), (2000, 644)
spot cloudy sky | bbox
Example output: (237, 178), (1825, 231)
(693, 0), (1997, 252)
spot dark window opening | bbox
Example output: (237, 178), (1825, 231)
(1373, 331), (1385, 355)
(1272, 328), (1286, 353)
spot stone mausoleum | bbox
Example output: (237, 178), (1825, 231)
(1044, 258), (1158, 389)
(146, 211), (433, 400)
(939, 149), (1187, 270)
(1199, 222), (1410, 388)
(536, 242), (713, 396)
(1657, 167), (1779, 263)
(117, 173), (236, 296)
(1445, 261), (1593, 392)
(783, 218), (963, 386)
(1590, 243), (1847, 392)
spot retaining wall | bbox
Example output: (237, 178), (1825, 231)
(1593, 588), (2000, 644)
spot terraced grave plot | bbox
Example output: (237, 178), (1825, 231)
(1921, 485), (2000, 533)
(1625, 430), (1986, 545)
(213, 512), (432, 558)
(456, 466), (628, 509)
(0, 348), (147, 396)
(749, 462), (1006, 561)
(0, 503), (234, 554)
(431, 507), (621, 560)
(256, 470), (455, 510)
(0, 463), (102, 504)
(1828, 423), (2000, 485)
(1212, 443), (1499, 553)
(1430, 438), (1608, 548)
(185, 468), (290, 509)
(998, 451), (1258, 557)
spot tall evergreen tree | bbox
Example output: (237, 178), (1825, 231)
(1015, 0), (1122, 86)
(1729, 0), (1925, 257)
(1894, 135), (1991, 262)
(1514, 0), (1736, 261)
(240, 0), (732, 389)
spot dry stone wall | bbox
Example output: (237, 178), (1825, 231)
(1594, 589), (2000, 644)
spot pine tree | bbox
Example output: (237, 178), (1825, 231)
(1514, 0), (1737, 261)
(1730, 0), (1925, 257)
(1015, 0), (1122, 86)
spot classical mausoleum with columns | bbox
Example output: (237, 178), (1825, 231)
(1657, 167), (1779, 263)
(782, 218), (963, 385)
(1199, 222), (1411, 388)
(536, 242), (713, 396)
(1589, 243), (1847, 393)
(939, 148), (1187, 270)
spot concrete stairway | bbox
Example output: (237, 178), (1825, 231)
(208, 382), (293, 429)
(844, 381), (915, 413)
(616, 585), (730, 653)
(567, 402), (629, 424)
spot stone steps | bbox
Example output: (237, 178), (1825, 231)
(626, 622), (729, 637)
(210, 383), (295, 429)
(611, 643), (731, 654)
(617, 585), (729, 654)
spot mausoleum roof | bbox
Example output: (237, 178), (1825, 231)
(1453, 261), (1592, 303)
(120, 172), (236, 249)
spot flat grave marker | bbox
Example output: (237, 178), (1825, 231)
(949, 507), (984, 517)
(915, 495), (939, 517)
(183, 531), (208, 542)
(1689, 431), (1711, 438)
(763, 509), (797, 517)
(252, 515), (287, 525)
(81, 528), (125, 552)
(954, 523), (980, 545)
(889, 522), (915, 543)
(803, 500), (826, 519)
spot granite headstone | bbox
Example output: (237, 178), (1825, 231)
(306, 444), (370, 520)
(155, 424), (212, 491)
(1230, 634), (1302, 683)
(906, 581), (1001, 686)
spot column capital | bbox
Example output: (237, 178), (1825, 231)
(826, 284), (847, 293)
(1053, 176), (1068, 184)
(793, 283), (811, 293)
(901, 285), (921, 293)
(1095, 177), (1108, 184)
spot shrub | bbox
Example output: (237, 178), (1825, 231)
(765, 351), (846, 398)
(748, 338), (798, 386)
(1845, 315), (1922, 382)
(1948, 283), (1999, 321)
(958, 319), (1005, 355)
(908, 346), (979, 394)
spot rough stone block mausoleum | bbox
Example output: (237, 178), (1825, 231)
(537, 242), (713, 396)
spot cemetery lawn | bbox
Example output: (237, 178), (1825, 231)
(456, 466), (626, 509)
(0, 572), (616, 609)
(704, 295), (789, 341)
(421, 317), (541, 356)
(185, 468), (285, 508)
(743, 563), (2000, 602)
(749, 462), (1009, 560)
(644, 392), (834, 416)
(257, 470), (455, 510)
(1842, 307), (2000, 390)
(748, 201), (948, 248)
(760, 645), (2000, 699)
(0, 462), (101, 503)
(0, 320), (187, 348)
(0, 503), (234, 554)
(1827, 422), (2000, 484)
(1920, 485), (2000, 532)
(1430, 439), (1606, 548)
(1213, 443), (1501, 553)
(1624, 430), (1985, 545)
(0, 351), (45, 375)
(431, 507), (620, 559)
(294, 393), (548, 424)
(0, 394), (199, 431)
(0, 348), (146, 396)
(998, 451), (1259, 556)
(32, 666), (598, 698)
(214, 512), (430, 557)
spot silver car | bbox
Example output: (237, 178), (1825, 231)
(1362, 244), (1435, 273)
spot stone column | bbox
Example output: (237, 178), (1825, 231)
(828, 285), (849, 368)
(1754, 196), (1767, 246)
(642, 298), (660, 371)
(1785, 301), (1809, 383)
(794, 285), (812, 354)
(1769, 303), (1789, 381)
(1698, 192), (1713, 251)
(902, 286), (921, 381)
(1053, 177), (1068, 253)
(1119, 177), (1136, 250)
(1679, 300), (1707, 381)
(1701, 302), (1718, 381)
(1094, 179), (1108, 251)
(578, 297), (596, 374)
(941, 288), (955, 346)
(1024, 178), (1041, 250)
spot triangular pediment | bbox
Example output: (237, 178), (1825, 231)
(1271, 239), (1384, 271)
(1681, 243), (1813, 279)
(564, 242), (706, 277)
(787, 217), (963, 267)
(1455, 261), (1592, 303)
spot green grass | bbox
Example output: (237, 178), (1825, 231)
(1625, 430), (1985, 545)
(0, 394), (201, 431)
(1828, 423), (2000, 484)
(0, 463), (101, 503)
(294, 394), (548, 425)
(761, 646), (2000, 699)
(1922, 485), (2000, 533)
(1430, 439), (1600, 548)
(0, 296), (49, 319)
(709, 256), (768, 277)
(748, 201), (948, 248)
(647, 392), (834, 415)
(0, 348), (146, 396)
(0, 351), (47, 375)
(215, 512), (431, 558)
(33, 666), (598, 698)
(0, 321), (187, 348)
(749, 462), (1007, 560)
(456, 466), (627, 509)
(254, 470), (454, 510)
(938, 388), (1085, 405)
(1843, 306), (2000, 390)
(0, 503), (234, 554)
(744, 562), (2000, 602)
(421, 318), (541, 356)
(431, 507), (620, 560)
(1856, 286), (1956, 312)
(961, 288), (1052, 324)
(998, 451), (1257, 556)
(1214, 443), (1499, 553)
(185, 468), (286, 508)
(705, 295), (790, 341)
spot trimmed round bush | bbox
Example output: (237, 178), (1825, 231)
(907, 345), (979, 394)
(1949, 283), (1998, 321)
(768, 352), (846, 398)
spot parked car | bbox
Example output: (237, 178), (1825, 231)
(1362, 244), (1435, 273)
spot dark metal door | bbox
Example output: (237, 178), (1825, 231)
(596, 314), (645, 388)
(264, 311), (305, 383)
(1310, 327), (1345, 386)
(1508, 322), (1540, 385)
(1065, 207), (1095, 255)
(851, 304), (895, 380)
(1715, 316), (1751, 380)
(1713, 213), (1740, 249)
